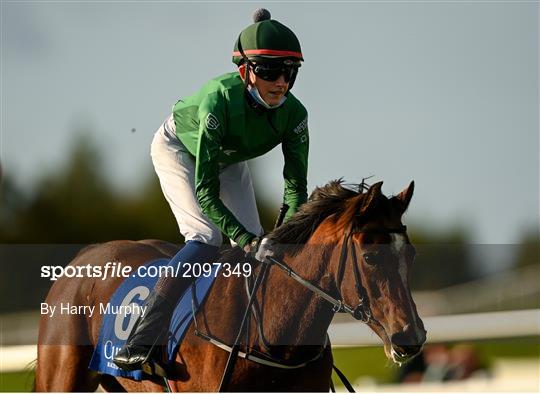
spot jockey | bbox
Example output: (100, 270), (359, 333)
(113, 8), (308, 371)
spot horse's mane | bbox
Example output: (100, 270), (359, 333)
(268, 179), (365, 246)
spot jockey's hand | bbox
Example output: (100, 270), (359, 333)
(244, 237), (274, 263)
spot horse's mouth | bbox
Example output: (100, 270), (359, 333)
(369, 321), (424, 366)
(367, 321), (398, 362)
(390, 345), (423, 365)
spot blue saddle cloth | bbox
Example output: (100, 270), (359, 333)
(89, 258), (219, 380)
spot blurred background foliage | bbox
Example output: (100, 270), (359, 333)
(0, 132), (538, 313)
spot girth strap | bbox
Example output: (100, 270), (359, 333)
(194, 330), (328, 370)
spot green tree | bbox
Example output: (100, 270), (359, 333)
(514, 229), (540, 269)
(1, 134), (179, 244)
(0, 173), (29, 242)
(403, 226), (475, 290)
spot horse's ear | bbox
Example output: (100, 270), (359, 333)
(359, 181), (383, 215)
(339, 181), (383, 230)
(393, 181), (415, 214)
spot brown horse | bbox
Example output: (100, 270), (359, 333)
(36, 180), (426, 392)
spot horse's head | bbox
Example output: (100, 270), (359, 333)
(318, 181), (426, 364)
(269, 179), (426, 363)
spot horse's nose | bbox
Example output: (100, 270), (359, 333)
(392, 324), (426, 344)
(390, 329), (425, 358)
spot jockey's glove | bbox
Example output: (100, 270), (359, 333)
(244, 236), (275, 263)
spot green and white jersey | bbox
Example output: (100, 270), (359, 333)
(172, 72), (309, 248)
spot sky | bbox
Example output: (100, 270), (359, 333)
(1, 1), (538, 249)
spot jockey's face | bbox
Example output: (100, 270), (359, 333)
(250, 71), (288, 106)
(240, 65), (289, 107)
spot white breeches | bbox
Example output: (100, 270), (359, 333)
(150, 116), (264, 246)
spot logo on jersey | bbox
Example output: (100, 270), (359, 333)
(293, 117), (308, 135)
(205, 113), (220, 130)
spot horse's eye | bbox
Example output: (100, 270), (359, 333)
(363, 252), (381, 266)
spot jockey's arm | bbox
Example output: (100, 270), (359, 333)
(282, 111), (309, 221)
(195, 97), (256, 249)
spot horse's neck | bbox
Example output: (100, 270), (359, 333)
(258, 241), (336, 348)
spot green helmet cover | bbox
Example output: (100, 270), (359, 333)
(232, 19), (303, 65)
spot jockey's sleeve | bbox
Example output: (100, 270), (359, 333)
(195, 94), (255, 248)
(282, 110), (309, 221)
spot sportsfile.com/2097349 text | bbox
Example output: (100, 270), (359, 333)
(40, 261), (252, 281)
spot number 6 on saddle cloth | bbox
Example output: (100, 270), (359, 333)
(89, 258), (220, 381)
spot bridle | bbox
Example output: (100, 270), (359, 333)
(336, 225), (408, 322)
(269, 224), (408, 323)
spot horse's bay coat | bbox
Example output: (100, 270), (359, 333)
(36, 181), (426, 392)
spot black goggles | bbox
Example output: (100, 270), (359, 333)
(248, 60), (300, 83)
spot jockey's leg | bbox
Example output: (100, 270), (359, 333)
(146, 117), (224, 247)
(114, 120), (223, 371)
(114, 123), (263, 372)
(113, 241), (219, 371)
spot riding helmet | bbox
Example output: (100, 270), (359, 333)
(232, 9), (303, 65)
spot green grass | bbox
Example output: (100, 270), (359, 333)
(331, 337), (540, 387)
(474, 337), (540, 370)
(0, 371), (35, 392)
(331, 346), (398, 385)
